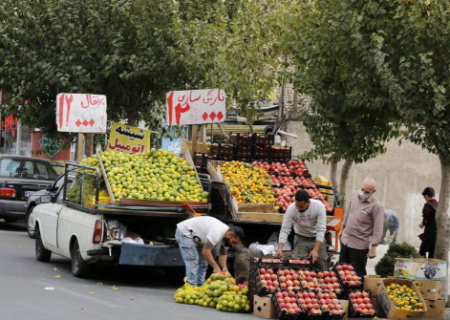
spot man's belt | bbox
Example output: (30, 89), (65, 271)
(295, 233), (316, 241)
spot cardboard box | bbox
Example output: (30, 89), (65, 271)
(371, 298), (386, 318)
(364, 275), (383, 298)
(424, 299), (446, 318)
(339, 300), (349, 320)
(253, 295), (276, 319)
(377, 278), (427, 318)
(414, 280), (443, 300)
(394, 258), (447, 281)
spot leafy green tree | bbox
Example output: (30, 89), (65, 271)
(353, 0), (450, 301)
(278, 1), (400, 205)
(169, 0), (281, 135)
(0, 0), (188, 135)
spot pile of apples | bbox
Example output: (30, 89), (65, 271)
(278, 269), (301, 291)
(287, 160), (309, 176)
(296, 291), (323, 316)
(349, 290), (375, 316)
(298, 269), (321, 291)
(275, 291), (302, 315)
(258, 268), (280, 292)
(317, 292), (345, 315)
(317, 270), (342, 294)
(335, 264), (362, 287)
(253, 161), (291, 175)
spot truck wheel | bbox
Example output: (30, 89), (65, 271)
(35, 226), (52, 262)
(26, 206), (36, 239)
(71, 240), (91, 278)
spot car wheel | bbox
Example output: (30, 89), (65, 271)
(3, 217), (17, 223)
(71, 240), (91, 278)
(35, 226), (51, 262)
(26, 206), (36, 239)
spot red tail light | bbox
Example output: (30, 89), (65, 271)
(0, 188), (16, 198)
(92, 220), (103, 244)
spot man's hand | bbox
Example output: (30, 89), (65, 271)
(213, 266), (222, 274)
(419, 222), (424, 229)
(368, 246), (377, 259)
(276, 249), (283, 258)
(309, 249), (319, 263)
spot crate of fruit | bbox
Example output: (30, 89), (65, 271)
(211, 143), (235, 156)
(255, 133), (275, 146)
(230, 133), (254, 146)
(315, 291), (346, 318)
(332, 262), (363, 290)
(272, 291), (303, 320)
(277, 267), (303, 291)
(347, 289), (376, 318)
(316, 270), (343, 297)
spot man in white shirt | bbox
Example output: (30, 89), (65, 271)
(175, 216), (244, 286)
(276, 189), (328, 270)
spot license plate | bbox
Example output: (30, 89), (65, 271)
(24, 191), (34, 198)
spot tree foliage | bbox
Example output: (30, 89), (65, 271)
(0, 0), (188, 134)
(169, 0), (281, 124)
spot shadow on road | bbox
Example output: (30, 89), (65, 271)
(0, 220), (27, 232)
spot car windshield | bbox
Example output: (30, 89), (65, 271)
(0, 158), (59, 180)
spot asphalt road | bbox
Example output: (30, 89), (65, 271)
(0, 220), (255, 320)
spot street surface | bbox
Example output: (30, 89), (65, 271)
(0, 221), (255, 320)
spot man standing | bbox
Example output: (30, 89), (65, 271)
(276, 190), (328, 270)
(418, 187), (438, 258)
(339, 177), (384, 276)
(382, 209), (400, 244)
(175, 216), (244, 287)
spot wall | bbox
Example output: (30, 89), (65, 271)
(284, 120), (441, 247)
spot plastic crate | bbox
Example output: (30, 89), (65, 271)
(208, 180), (230, 221)
(347, 289), (375, 318)
(194, 152), (209, 166)
(254, 145), (270, 159)
(211, 143), (235, 156)
(255, 133), (275, 146)
(332, 262), (363, 291)
(271, 292), (303, 320)
(270, 146), (292, 162)
(235, 146), (253, 157)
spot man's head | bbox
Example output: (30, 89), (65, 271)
(295, 189), (311, 212)
(359, 177), (377, 200)
(422, 187), (435, 201)
(223, 226), (245, 247)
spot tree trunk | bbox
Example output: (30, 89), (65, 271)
(248, 123), (254, 134)
(338, 158), (353, 209)
(435, 156), (450, 303)
(85, 133), (94, 157)
(217, 122), (230, 141)
(330, 158), (339, 205)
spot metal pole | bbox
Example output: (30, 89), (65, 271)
(16, 121), (22, 155)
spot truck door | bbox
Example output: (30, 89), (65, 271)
(43, 190), (65, 249)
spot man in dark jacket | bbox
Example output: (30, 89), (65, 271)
(418, 187), (438, 258)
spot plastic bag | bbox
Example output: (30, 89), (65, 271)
(249, 242), (276, 255)
(267, 231), (292, 251)
(121, 237), (144, 245)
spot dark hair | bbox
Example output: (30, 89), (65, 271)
(295, 189), (310, 202)
(228, 226), (245, 240)
(422, 187), (435, 198)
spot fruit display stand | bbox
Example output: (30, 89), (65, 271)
(206, 160), (283, 223)
(92, 148), (211, 215)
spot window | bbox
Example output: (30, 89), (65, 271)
(0, 158), (58, 180)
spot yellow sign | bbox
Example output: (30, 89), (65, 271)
(107, 122), (150, 154)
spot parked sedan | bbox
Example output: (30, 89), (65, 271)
(25, 172), (74, 238)
(0, 155), (58, 226)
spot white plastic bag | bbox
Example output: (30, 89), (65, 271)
(121, 237), (144, 245)
(267, 231), (292, 251)
(249, 242), (277, 255)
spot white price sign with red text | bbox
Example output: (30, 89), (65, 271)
(56, 93), (107, 133)
(166, 89), (226, 126)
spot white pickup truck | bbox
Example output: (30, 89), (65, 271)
(34, 162), (210, 277)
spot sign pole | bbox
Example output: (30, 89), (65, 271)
(191, 124), (198, 153)
(76, 133), (85, 161)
